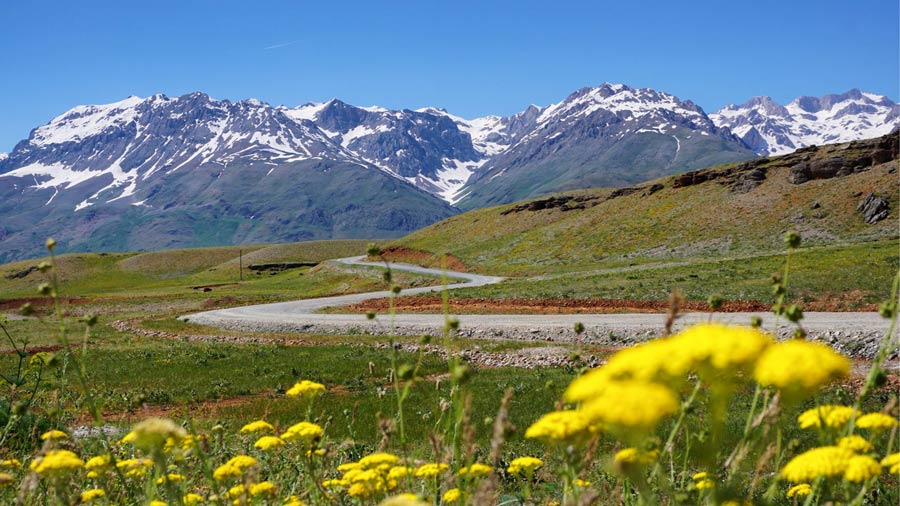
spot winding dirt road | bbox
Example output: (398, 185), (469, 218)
(182, 256), (893, 358)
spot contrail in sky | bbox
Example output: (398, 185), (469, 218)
(264, 40), (300, 50)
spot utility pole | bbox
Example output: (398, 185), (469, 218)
(239, 249), (243, 282)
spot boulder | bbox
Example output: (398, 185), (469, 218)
(856, 193), (890, 224)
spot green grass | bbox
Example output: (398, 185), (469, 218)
(447, 240), (898, 307)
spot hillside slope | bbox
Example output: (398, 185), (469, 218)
(393, 134), (899, 275)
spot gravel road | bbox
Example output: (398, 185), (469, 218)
(182, 256), (896, 359)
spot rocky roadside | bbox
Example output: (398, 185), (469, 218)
(110, 319), (583, 369)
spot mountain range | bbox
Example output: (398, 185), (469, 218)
(0, 84), (896, 262)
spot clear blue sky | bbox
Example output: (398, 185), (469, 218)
(1, 0), (897, 152)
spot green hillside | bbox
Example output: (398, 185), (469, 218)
(389, 136), (899, 306)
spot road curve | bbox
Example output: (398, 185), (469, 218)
(182, 256), (892, 358)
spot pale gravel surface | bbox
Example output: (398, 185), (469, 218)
(182, 256), (897, 360)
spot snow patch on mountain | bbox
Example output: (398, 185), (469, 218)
(30, 96), (144, 146)
(711, 89), (899, 156)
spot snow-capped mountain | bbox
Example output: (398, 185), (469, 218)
(0, 84), (894, 261)
(710, 89), (900, 156)
(452, 84), (756, 209)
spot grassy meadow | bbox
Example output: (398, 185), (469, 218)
(1, 147), (898, 504)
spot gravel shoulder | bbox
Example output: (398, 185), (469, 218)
(182, 256), (897, 360)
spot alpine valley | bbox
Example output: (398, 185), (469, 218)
(0, 84), (896, 262)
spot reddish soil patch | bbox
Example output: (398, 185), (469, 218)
(345, 296), (771, 314)
(371, 247), (469, 273)
(802, 290), (879, 312)
(77, 393), (272, 424)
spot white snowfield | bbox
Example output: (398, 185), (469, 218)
(182, 257), (890, 349)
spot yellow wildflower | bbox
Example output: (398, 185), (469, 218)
(322, 478), (349, 488)
(844, 455), (881, 482)
(227, 484), (249, 499)
(40, 429), (69, 441)
(881, 453), (900, 474)
(673, 323), (773, 375)
(183, 493), (205, 504)
(388, 466), (414, 480)
(837, 435), (874, 453)
(307, 448), (326, 457)
(240, 420), (274, 434)
(578, 380), (678, 431)
(156, 473), (186, 485)
(507, 457), (543, 477)
(786, 483), (812, 498)
(0, 459), (22, 469)
(80, 489), (106, 502)
(443, 488), (463, 503)
(754, 341), (849, 399)
(379, 493), (429, 506)
(116, 458), (153, 478)
(692, 472), (709, 480)
(129, 418), (186, 451)
(613, 448), (659, 465)
(414, 462), (449, 478)
(250, 481), (276, 496)
(856, 412), (899, 431)
(280, 422), (323, 444)
(213, 464), (241, 481)
(797, 405), (860, 430)
(29, 449), (84, 478)
(565, 340), (690, 398)
(780, 446), (855, 482)
(254, 436), (286, 451)
(525, 410), (599, 445)
(337, 462), (362, 472)
(284, 495), (305, 506)
(348, 482), (376, 498)
(150, 501), (167, 506)
(286, 380), (326, 399)
(695, 479), (714, 490)
(458, 463), (492, 478)
(575, 478), (591, 487)
(85, 455), (111, 471)
(359, 452), (399, 469)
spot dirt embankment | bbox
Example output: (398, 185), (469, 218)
(344, 296), (772, 314)
(371, 247), (469, 273)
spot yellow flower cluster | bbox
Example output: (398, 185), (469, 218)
(29, 450), (84, 478)
(577, 380), (678, 432)
(524, 410), (599, 445)
(117, 458), (153, 478)
(797, 405), (860, 429)
(507, 457), (542, 477)
(253, 436), (286, 451)
(754, 341), (849, 399)
(127, 418), (187, 452)
(240, 420), (274, 434)
(80, 489), (106, 502)
(613, 448), (659, 465)
(837, 435), (874, 453)
(286, 380), (326, 399)
(786, 483), (811, 498)
(414, 463), (449, 479)
(280, 422), (323, 444)
(442, 488), (463, 503)
(458, 463), (492, 478)
(213, 455), (259, 481)
(780, 446), (881, 483)
(856, 412), (899, 431)
(40, 429), (69, 441)
(319, 452), (411, 499)
(881, 453), (900, 474)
